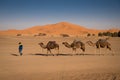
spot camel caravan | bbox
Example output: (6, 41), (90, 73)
(38, 38), (114, 56)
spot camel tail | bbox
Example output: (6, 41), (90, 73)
(56, 44), (59, 50)
(81, 43), (85, 52)
(82, 48), (85, 52)
(81, 45), (85, 52)
(107, 46), (111, 51)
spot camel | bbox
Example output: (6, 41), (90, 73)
(38, 41), (59, 56)
(86, 38), (113, 55)
(62, 40), (85, 55)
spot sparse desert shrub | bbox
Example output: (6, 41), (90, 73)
(17, 34), (22, 36)
(34, 33), (47, 37)
(103, 32), (107, 36)
(112, 32), (118, 37)
(34, 34), (37, 37)
(38, 33), (46, 36)
(60, 34), (69, 37)
(98, 32), (112, 37)
(92, 34), (95, 36)
(98, 32), (103, 37)
(106, 31), (112, 36)
(118, 31), (120, 37)
(87, 33), (91, 37)
(98, 31), (119, 37)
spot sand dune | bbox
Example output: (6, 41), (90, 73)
(0, 22), (119, 36)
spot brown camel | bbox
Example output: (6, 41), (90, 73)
(38, 41), (59, 55)
(62, 40), (85, 55)
(86, 38), (113, 55)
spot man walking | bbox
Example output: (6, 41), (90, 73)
(18, 42), (23, 56)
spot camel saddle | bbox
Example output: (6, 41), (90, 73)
(48, 41), (56, 44)
(47, 41), (57, 49)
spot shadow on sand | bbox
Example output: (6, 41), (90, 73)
(11, 54), (19, 56)
(31, 53), (58, 56)
(30, 53), (102, 56)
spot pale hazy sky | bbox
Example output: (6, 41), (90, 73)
(0, 0), (120, 30)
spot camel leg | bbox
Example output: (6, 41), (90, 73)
(47, 49), (54, 56)
(108, 48), (114, 56)
(102, 47), (106, 56)
(98, 44), (101, 56)
(93, 46), (96, 55)
(99, 48), (101, 56)
(108, 49), (113, 56)
(105, 48), (107, 56)
(72, 50), (75, 56)
(78, 50), (81, 55)
(94, 48), (96, 55)
(72, 49), (73, 55)
(82, 51), (85, 56)
(56, 48), (59, 56)
(75, 49), (77, 55)
(47, 50), (49, 56)
(72, 48), (76, 56)
(108, 46), (114, 56)
(57, 49), (59, 56)
(80, 49), (84, 56)
(111, 49), (114, 56)
(105, 45), (110, 56)
(79, 49), (81, 55)
(71, 49), (73, 56)
(75, 49), (78, 56)
(53, 48), (58, 56)
(55, 46), (59, 56)
(49, 50), (54, 56)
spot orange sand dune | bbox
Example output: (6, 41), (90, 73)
(25, 22), (90, 35)
(0, 22), (119, 36)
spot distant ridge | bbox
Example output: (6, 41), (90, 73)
(0, 22), (119, 36)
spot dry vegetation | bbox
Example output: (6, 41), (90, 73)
(60, 34), (70, 37)
(0, 35), (120, 80)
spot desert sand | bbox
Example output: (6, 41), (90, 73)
(0, 35), (120, 80)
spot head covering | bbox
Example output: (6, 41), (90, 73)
(19, 42), (21, 44)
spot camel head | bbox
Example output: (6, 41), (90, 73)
(38, 42), (44, 45)
(62, 42), (67, 45)
(38, 42), (46, 49)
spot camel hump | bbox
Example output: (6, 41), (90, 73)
(48, 41), (56, 44)
(98, 39), (107, 43)
(73, 39), (81, 43)
(47, 41), (58, 49)
(47, 41), (57, 47)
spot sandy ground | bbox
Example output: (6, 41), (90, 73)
(0, 36), (120, 80)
